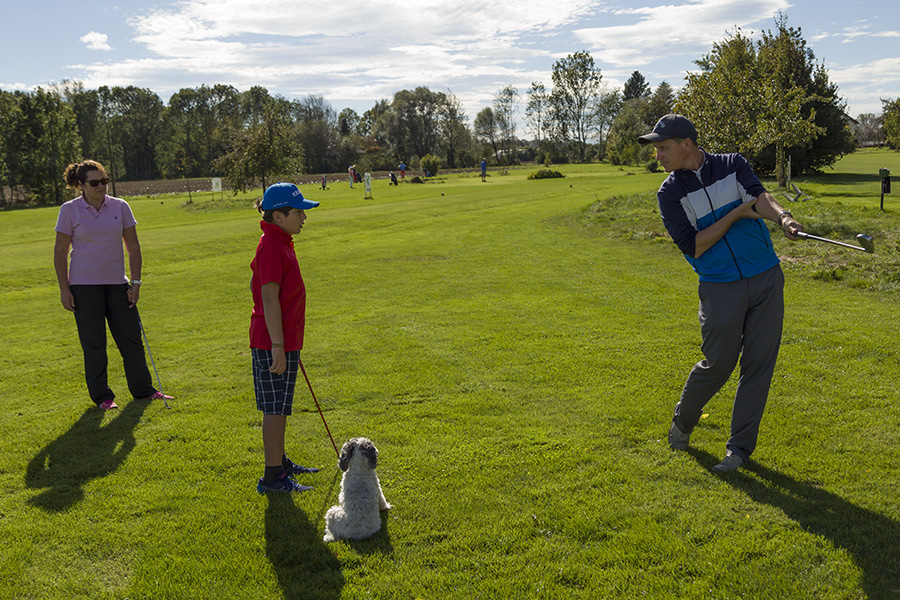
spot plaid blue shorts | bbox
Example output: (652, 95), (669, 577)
(252, 348), (300, 415)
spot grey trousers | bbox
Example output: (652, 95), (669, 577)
(673, 265), (784, 460)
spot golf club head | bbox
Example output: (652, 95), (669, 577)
(856, 234), (875, 253)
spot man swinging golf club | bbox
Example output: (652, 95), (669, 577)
(639, 114), (804, 472)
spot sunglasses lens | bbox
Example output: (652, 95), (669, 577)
(86, 178), (109, 187)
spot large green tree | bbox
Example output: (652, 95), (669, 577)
(606, 98), (653, 166)
(391, 87), (447, 160)
(438, 92), (470, 169)
(856, 113), (883, 147)
(881, 98), (900, 150)
(550, 51), (603, 162)
(493, 85), (519, 164)
(678, 17), (851, 186)
(473, 107), (499, 160)
(623, 71), (650, 102)
(292, 94), (339, 174)
(525, 82), (549, 154)
(216, 100), (302, 192)
(0, 91), (24, 206)
(15, 88), (81, 204)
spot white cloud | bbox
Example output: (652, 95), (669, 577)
(70, 0), (601, 115)
(80, 31), (112, 51)
(573, 0), (790, 66)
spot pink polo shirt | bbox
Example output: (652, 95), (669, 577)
(55, 195), (137, 285)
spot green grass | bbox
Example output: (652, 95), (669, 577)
(2, 152), (899, 599)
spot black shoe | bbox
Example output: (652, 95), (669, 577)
(668, 421), (690, 450)
(711, 451), (745, 473)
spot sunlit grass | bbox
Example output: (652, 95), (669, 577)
(1, 152), (898, 599)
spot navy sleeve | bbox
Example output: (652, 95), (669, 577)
(658, 184), (697, 258)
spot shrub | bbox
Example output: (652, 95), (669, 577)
(527, 169), (565, 180)
(420, 154), (441, 176)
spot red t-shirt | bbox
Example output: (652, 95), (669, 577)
(249, 221), (306, 351)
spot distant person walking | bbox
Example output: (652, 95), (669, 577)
(480, 158), (487, 182)
(399, 162), (406, 179)
(321, 174), (327, 190)
(638, 114), (803, 472)
(54, 160), (173, 410)
(348, 165), (356, 188)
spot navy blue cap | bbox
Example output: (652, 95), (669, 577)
(638, 114), (698, 144)
(261, 183), (319, 211)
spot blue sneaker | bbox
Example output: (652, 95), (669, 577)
(283, 457), (320, 475)
(257, 472), (313, 494)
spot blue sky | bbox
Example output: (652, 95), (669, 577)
(3, 0), (899, 129)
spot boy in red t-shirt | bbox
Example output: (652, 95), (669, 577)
(251, 182), (321, 493)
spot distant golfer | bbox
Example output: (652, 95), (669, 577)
(638, 114), (803, 472)
(480, 158), (487, 182)
(251, 183), (321, 493)
(54, 160), (173, 410)
(399, 162), (406, 179)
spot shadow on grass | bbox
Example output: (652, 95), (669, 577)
(24, 398), (151, 512)
(265, 493), (345, 600)
(689, 448), (900, 600)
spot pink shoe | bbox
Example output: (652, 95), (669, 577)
(99, 399), (119, 410)
(149, 391), (174, 401)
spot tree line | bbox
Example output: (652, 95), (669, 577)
(1, 16), (896, 207)
(0, 49), (619, 207)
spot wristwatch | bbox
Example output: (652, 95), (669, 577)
(131, 279), (142, 285)
(777, 211), (793, 226)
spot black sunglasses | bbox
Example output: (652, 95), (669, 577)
(84, 177), (109, 187)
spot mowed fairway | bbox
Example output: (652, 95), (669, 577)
(1, 157), (899, 599)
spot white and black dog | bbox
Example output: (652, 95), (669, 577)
(323, 437), (392, 542)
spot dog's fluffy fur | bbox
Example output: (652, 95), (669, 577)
(323, 437), (391, 542)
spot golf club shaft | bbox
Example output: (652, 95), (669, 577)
(299, 359), (340, 457)
(139, 317), (170, 408)
(795, 231), (867, 252)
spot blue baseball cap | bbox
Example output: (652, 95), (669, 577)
(261, 182), (319, 211)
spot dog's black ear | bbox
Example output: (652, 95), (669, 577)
(359, 439), (378, 469)
(338, 439), (355, 471)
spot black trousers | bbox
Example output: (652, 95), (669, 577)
(70, 284), (156, 405)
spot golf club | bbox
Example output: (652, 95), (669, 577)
(795, 232), (875, 253)
(299, 359), (340, 457)
(138, 317), (171, 408)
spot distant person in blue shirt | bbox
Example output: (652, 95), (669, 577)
(480, 158), (487, 182)
(639, 114), (803, 473)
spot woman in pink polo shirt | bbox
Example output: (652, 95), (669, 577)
(54, 160), (172, 410)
